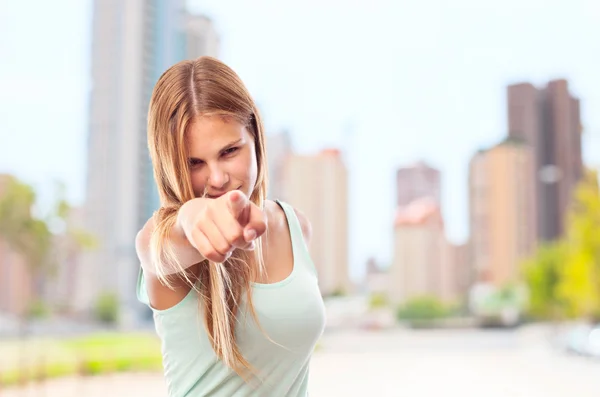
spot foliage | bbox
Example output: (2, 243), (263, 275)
(522, 242), (566, 319)
(0, 176), (52, 274)
(329, 288), (346, 297)
(0, 176), (96, 315)
(94, 292), (120, 325)
(396, 296), (451, 321)
(523, 169), (600, 321)
(368, 292), (389, 309)
(556, 169), (600, 320)
(26, 299), (51, 319)
(0, 333), (163, 387)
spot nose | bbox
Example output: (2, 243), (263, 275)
(207, 164), (229, 190)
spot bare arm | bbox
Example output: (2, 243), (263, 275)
(135, 193), (266, 311)
(136, 192), (267, 277)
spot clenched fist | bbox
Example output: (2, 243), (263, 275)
(177, 190), (267, 263)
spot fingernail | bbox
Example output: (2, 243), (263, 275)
(247, 241), (255, 251)
(245, 229), (256, 241)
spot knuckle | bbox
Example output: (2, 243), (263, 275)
(196, 210), (209, 226)
(191, 234), (202, 251)
(226, 228), (243, 243)
(206, 250), (221, 262)
(198, 243), (212, 257)
(204, 204), (216, 217)
(216, 241), (231, 255)
(223, 234), (236, 246)
(256, 218), (267, 233)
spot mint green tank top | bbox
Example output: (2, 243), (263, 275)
(136, 200), (326, 397)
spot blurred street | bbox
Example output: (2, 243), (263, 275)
(4, 325), (600, 397)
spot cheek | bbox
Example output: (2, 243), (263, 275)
(190, 170), (206, 197)
(247, 149), (258, 187)
(236, 149), (258, 188)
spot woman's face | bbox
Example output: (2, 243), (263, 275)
(186, 115), (258, 199)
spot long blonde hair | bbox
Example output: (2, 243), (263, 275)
(147, 56), (268, 378)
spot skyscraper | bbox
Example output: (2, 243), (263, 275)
(389, 197), (446, 304)
(507, 79), (583, 242)
(441, 242), (470, 303)
(183, 14), (221, 61)
(396, 161), (441, 207)
(282, 149), (349, 296)
(143, 9), (220, 225)
(266, 130), (293, 201)
(468, 138), (536, 287)
(81, 0), (219, 322)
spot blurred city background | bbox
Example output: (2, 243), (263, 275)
(1, 0), (600, 396)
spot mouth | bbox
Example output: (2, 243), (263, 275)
(206, 186), (242, 199)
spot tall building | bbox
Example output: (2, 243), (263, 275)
(468, 138), (536, 287)
(389, 197), (446, 304)
(266, 130), (293, 201)
(441, 242), (470, 304)
(184, 14), (220, 61)
(282, 149), (349, 296)
(81, 0), (219, 323)
(0, 240), (31, 316)
(143, 11), (220, 223)
(364, 257), (388, 295)
(396, 161), (441, 207)
(507, 79), (583, 241)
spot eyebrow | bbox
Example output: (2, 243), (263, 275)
(188, 138), (243, 162)
(221, 138), (243, 151)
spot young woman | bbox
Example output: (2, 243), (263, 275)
(135, 56), (326, 397)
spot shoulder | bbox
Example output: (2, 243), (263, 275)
(135, 216), (156, 258)
(265, 200), (312, 244)
(292, 206), (312, 244)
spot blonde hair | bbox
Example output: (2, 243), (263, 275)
(147, 56), (268, 379)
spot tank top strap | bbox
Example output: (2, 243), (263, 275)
(136, 267), (150, 306)
(274, 200), (318, 278)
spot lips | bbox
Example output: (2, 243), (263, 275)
(206, 186), (242, 199)
(207, 192), (226, 199)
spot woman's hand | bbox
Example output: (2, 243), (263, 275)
(177, 191), (267, 263)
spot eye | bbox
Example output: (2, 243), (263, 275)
(222, 147), (239, 156)
(188, 158), (204, 169)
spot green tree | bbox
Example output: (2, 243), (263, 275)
(95, 292), (120, 325)
(0, 176), (52, 308)
(0, 176), (53, 384)
(522, 242), (566, 320)
(523, 169), (600, 321)
(557, 169), (600, 320)
(0, 176), (95, 315)
(0, 176), (96, 383)
(396, 296), (450, 321)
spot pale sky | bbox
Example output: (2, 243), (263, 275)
(0, 0), (599, 281)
